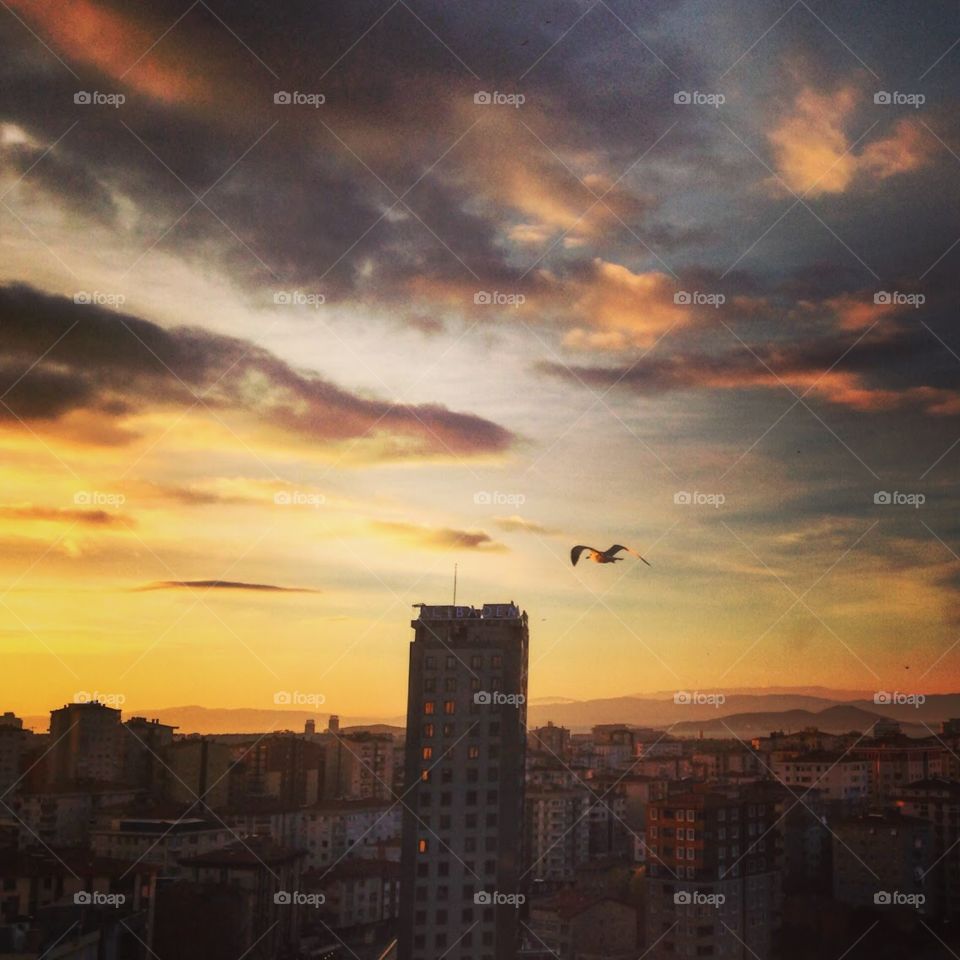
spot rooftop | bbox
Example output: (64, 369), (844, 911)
(412, 602), (522, 621)
(180, 835), (305, 868)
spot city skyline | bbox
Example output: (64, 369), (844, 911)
(2, 1), (959, 720)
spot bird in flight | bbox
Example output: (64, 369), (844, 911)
(570, 544), (651, 567)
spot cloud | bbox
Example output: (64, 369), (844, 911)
(137, 580), (319, 593)
(768, 86), (932, 197)
(0, 504), (134, 528)
(538, 325), (960, 415)
(556, 261), (685, 351)
(372, 520), (506, 552)
(493, 515), (558, 535)
(0, 285), (514, 461)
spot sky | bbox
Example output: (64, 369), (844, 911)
(0, 0), (958, 720)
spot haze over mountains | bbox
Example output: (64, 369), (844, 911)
(23, 688), (955, 736)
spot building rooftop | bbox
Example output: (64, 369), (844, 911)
(530, 890), (626, 920)
(898, 778), (960, 797)
(180, 835), (305, 868)
(304, 858), (401, 883)
(412, 602), (522, 621)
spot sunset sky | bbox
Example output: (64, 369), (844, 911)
(1, 0), (958, 720)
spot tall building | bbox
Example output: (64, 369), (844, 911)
(166, 738), (234, 810)
(398, 602), (529, 960)
(832, 810), (936, 914)
(645, 783), (783, 959)
(528, 722), (570, 760)
(323, 730), (394, 801)
(47, 701), (124, 785)
(122, 715), (177, 794)
(897, 778), (960, 917)
(525, 786), (590, 884)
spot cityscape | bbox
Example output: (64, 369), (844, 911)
(5, 608), (960, 958)
(2, 0), (960, 958)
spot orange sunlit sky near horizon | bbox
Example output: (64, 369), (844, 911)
(1, 0), (959, 721)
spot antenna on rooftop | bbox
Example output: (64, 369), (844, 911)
(453, 563), (458, 605)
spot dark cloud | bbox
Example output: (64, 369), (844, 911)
(0, 284), (515, 459)
(137, 580), (318, 593)
(537, 323), (960, 414)
(0, 505), (133, 528)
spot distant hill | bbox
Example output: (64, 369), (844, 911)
(636, 686), (875, 702)
(525, 694), (848, 730)
(669, 704), (929, 739)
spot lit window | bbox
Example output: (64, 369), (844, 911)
(424, 701), (436, 715)
(418, 839), (428, 853)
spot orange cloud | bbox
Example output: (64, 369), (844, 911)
(7, 0), (221, 107)
(557, 260), (691, 351)
(372, 520), (506, 552)
(768, 86), (932, 196)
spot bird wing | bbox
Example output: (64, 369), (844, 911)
(570, 545), (598, 566)
(608, 544), (652, 566)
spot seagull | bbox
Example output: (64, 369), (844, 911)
(570, 544), (651, 567)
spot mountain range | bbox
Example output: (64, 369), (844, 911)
(20, 688), (955, 736)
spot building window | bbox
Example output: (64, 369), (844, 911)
(425, 656), (435, 669)
(446, 656), (456, 669)
(421, 769), (431, 782)
(471, 655), (483, 669)
(424, 678), (436, 692)
(424, 701), (436, 715)
(418, 839), (428, 853)
(443, 701), (456, 715)
(468, 746), (480, 759)
(422, 747), (433, 760)
(423, 723), (435, 738)
(445, 678), (457, 692)
(491, 655), (502, 668)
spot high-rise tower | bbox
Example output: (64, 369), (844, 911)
(399, 602), (529, 960)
